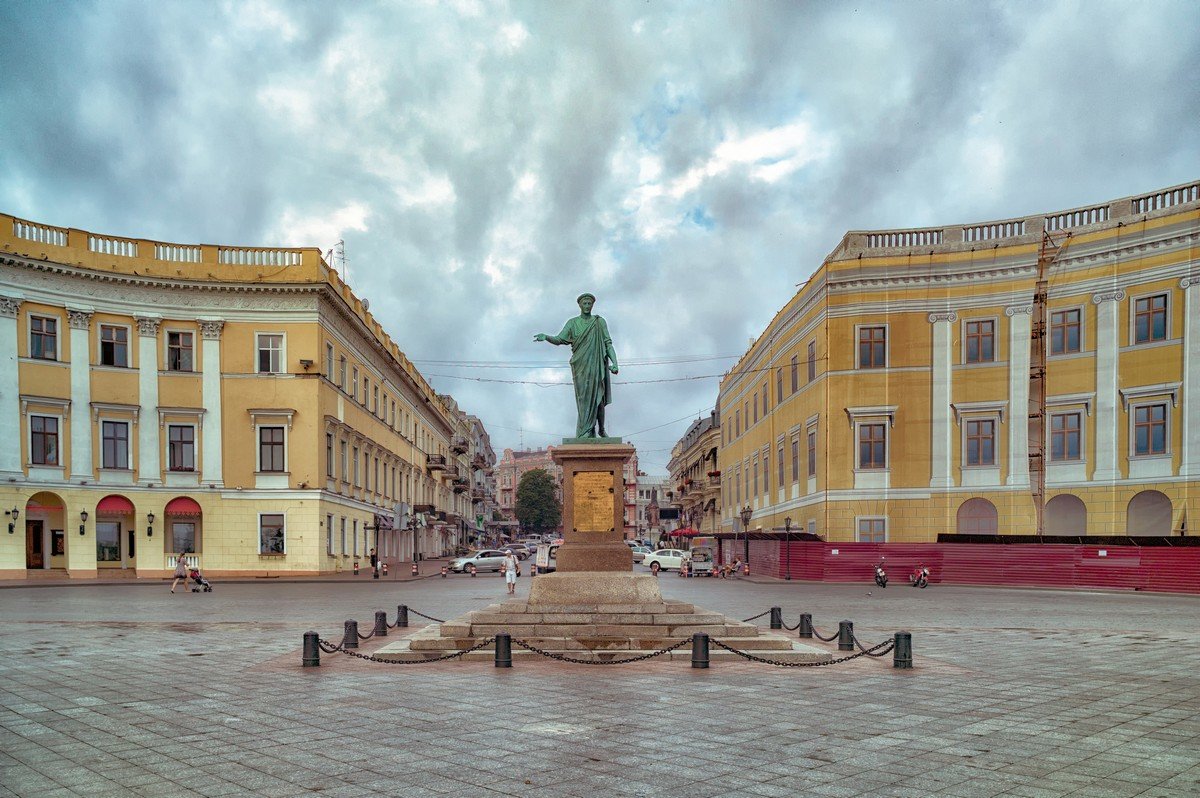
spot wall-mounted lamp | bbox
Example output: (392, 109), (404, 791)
(147, 511), (155, 538)
(299, 358), (314, 371)
(6, 506), (18, 535)
(79, 509), (88, 536)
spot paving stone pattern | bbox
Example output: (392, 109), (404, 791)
(1, 575), (1198, 797)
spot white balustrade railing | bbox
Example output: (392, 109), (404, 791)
(166, 554), (201, 570)
(1134, 183), (1200, 214)
(13, 219), (67, 246)
(1044, 204), (1109, 231)
(865, 229), (943, 248)
(88, 234), (139, 257)
(154, 243), (201, 262)
(218, 248), (302, 266)
(964, 220), (1026, 242)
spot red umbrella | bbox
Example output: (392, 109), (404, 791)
(669, 527), (700, 538)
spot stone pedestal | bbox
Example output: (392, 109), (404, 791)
(527, 571), (663, 605)
(549, 443), (635, 574)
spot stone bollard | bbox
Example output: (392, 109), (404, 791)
(691, 632), (710, 669)
(798, 613), (813, 638)
(440, 566), (448, 578)
(494, 632), (512, 668)
(411, 562), (419, 576)
(302, 631), (320, 667)
(893, 631), (913, 669)
(374, 611), (388, 637)
(469, 564), (477, 577)
(769, 607), (783, 630)
(396, 605), (409, 628)
(343, 620), (359, 650)
(838, 620), (854, 651)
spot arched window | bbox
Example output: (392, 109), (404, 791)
(1046, 494), (1087, 536)
(1127, 491), (1172, 536)
(956, 498), (997, 535)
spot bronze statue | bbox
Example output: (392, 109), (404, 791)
(534, 293), (619, 440)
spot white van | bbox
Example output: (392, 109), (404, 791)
(534, 542), (561, 573)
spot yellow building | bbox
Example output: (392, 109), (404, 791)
(666, 410), (721, 535)
(1, 214), (486, 578)
(718, 180), (1199, 542)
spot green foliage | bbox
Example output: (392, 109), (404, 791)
(514, 468), (561, 535)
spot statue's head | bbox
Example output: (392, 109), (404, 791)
(576, 292), (596, 313)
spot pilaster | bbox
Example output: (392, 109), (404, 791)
(0, 296), (22, 479)
(67, 309), (94, 481)
(1005, 305), (1032, 486)
(136, 316), (161, 484)
(1181, 277), (1200, 477)
(928, 312), (956, 488)
(199, 319), (225, 486)
(1091, 290), (1125, 481)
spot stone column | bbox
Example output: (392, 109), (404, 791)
(67, 309), (94, 482)
(1006, 305), (1033, 486)
(1181, 277), (1200, 477)
(136, 316), (161, 485)
(928, 312), (956, 488)
(0, 296), (22, 480)
(199, 320), (225, 486)
(1091, 290), (1125, 481)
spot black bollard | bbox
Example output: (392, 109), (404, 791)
(396, 605), (409, 628)
(798, 613), (813, 638)
(494, 632), (512, 668)
(769, 606), (783, 630)
(838, 620), (854, 651)
(691, 632), (710, 669)
(374, 610), (388, 637)
(302, 631), (320, 667)
(893, 631), (912, 669)
(343, 620), (359, 650)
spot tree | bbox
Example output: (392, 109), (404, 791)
(515, 468), (561, 536)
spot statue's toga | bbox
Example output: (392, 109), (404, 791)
(534, 293), (620, 439)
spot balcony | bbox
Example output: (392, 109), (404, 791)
(451, 436), (469, 455)
(444, 465), (460, 480)
(427, 454), (447, 472)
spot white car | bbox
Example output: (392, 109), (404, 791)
(630, 545), (651, 563)
(642, 548), (691, 574)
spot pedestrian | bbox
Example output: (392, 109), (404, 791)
(502, 549), (519, 595)
(170, 553), (189, 593)
(369, 547), (378, 577)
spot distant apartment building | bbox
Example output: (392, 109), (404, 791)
(667, 409), (721, 535)
(495, 447), (562, 522)
(718, 180), (1199, 542)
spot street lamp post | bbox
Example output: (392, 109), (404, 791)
(739, 504), (752, 565)
(783, 516), (792, 581)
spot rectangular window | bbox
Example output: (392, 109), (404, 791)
(776, 369), (783, 404)
(99, 325), (128, 367)
(325, 344), (335, 381)
(338, 356), (347, 389)
(259, 514), (286, 554)
(791, 436), (799, 483)
(340, 517), (347, 555)
(167, 331), (194, 372)
(172, 522), (197, 554)
(858, 423), (886, 469)
(763, 451), (770, 495)
(30, 315), (58, 360)
(752, 395), (758, 424)
(735, 469), (741, 505)
(1134, 294), (1167, 344)
(31, 415), (58, 465)
(353, 519), (359, 556)
(101, 421), (129, 469)
(790, 356), (799, 393)
(1050, 310), (1081, 355)
(1050, 412), (1082, 461)
(373, 385), (379, 415)
(325, 433), (334, 477)
(339, 441), (348, 482)
(965, 419), (996, 466)
(352, 366), (359, 400)
(1134, 404), (1167, 456)
(752, 459), (759, 496)
(777, 443), (785, 489)
(965, 320), (995, 364)
(96, 521), (121, 562)
(353, 446), (360, 486)
(807, 431), (816, 477)
(257, 334), (283, 373)
(168, 425), (195, 471)
(856, 518), (887, 543)
(858, 326), (886, 368)
(735, 410), (740, 437)
(807, 341), (816, 382)
(762, 383), (768, 416)
(326, 514), (334, 555)
(374, 457), (380, 492)
(259, 426), (285, 472)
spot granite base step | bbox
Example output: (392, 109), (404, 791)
(371, 637), (831, 664)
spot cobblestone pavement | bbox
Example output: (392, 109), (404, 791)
(2, 573), (1198, 798)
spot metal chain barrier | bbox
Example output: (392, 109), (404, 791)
(513, 637), (691, 665)
(317, 637), (496, 664)
(741, 611), (771, 623)
(409, 609), (446, 623)
(710, 638), (894, 667)
(810, 625), (840, 642)
(356, 629), (376, 641)
(781, 619), (803, 631)
(851, 635), (894, 657)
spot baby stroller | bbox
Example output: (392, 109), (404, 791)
(188, 568), (213, 593)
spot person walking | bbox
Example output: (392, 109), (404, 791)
(170, 553), (189, 593)
(369, 547), (378, 577)
(502, 549), (519, 595)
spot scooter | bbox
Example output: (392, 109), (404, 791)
(873, 558), (888, 588)
(909, 564), (929, 588)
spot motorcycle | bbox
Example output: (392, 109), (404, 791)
(873, 558), (888, 588)
(909, 564), (929, 589)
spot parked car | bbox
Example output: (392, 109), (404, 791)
(449, 550), (507, 573)
(507, 544), (532, 561)
(642, 548), (691, 574)
(630, 545), (650, 563)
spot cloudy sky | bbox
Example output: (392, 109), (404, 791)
(2, 1), (1198, 473)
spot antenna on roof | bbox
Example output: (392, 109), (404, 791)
(334, 239), (347, 283)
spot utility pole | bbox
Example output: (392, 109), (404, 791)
(1029, 231), (1068, 539)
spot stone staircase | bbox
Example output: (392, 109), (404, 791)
(373, 598), (830, 663)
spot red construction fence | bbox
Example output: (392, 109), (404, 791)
(720, 539), (1200, 594)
